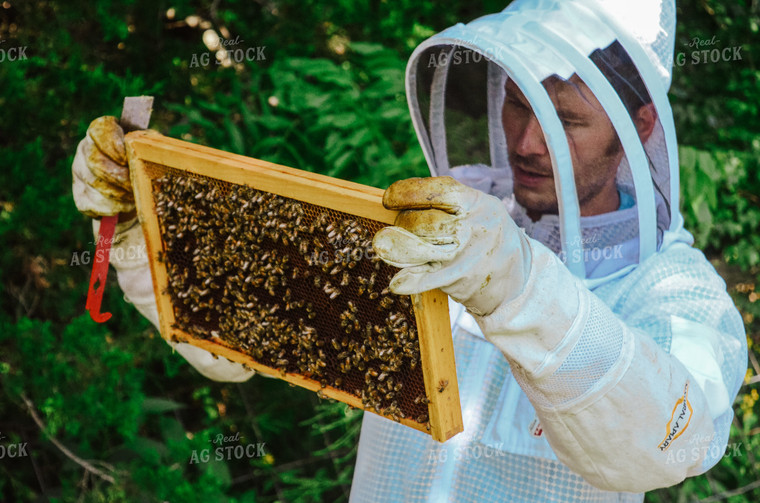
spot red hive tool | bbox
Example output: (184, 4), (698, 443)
(85, 96), (154, 323)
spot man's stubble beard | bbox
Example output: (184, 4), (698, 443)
(509, 135), (623, 218)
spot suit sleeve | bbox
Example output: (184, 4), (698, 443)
(473, 237), (747, 493)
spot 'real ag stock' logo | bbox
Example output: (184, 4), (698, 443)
(658, 382), (693, 452)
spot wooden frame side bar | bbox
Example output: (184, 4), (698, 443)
(127, 142), (179, 339)
(413, 291), (461, 441)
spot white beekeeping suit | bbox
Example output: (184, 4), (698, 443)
(351, 0), (747, 501)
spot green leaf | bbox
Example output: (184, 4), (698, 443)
(697, 150), (720, 182)
(349, 42), (386, 56)
(225, 117), (246, 154)
(204, 457), (233, 490)
(142, 397), (185, 414)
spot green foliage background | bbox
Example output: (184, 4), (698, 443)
(0, 1), (758, 501)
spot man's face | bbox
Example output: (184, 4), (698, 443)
(501, 76), (624, 219)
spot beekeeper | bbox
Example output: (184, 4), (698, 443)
(72, 0), (747, 500)
(351, 0), (748, 501)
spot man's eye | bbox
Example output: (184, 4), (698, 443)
(506, 98), (529, 110)
(559, 117), (582, 127)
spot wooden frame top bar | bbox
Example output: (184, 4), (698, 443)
(126, 131), (398, 224)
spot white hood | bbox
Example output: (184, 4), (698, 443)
(405, 0), (688, 287)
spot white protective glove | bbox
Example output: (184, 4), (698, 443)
(73, 117), (255, 383)
(72, 116), (136, 218)
(372, 176), (531, 316)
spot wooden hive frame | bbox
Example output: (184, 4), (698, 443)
(125, 130), (462, 442)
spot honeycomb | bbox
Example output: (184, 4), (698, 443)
(148, 163), (431, 426)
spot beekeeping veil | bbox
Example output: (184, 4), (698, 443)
(406, 0), (681, 287)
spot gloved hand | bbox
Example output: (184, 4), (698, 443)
(372, 176), (532, 316)
(72, 116), (135, 218)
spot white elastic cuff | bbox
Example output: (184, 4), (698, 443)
(517, 292), (629, 408)
(171, 342), (256, 382)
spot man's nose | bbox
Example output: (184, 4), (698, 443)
(514, 115), (547, 156)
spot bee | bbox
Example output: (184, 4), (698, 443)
(298, 239), (309, 256)
(284, 300), (299, 311)
(324, 282), (341, 299)
(398, 296), (411, 310)
(357, 275), (372, 296)
(437, 380), (449, 393)
(379, 296), (393, 310)
(339, 358), (352, 374)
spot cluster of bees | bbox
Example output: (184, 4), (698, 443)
(153, 173), (431, 425)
